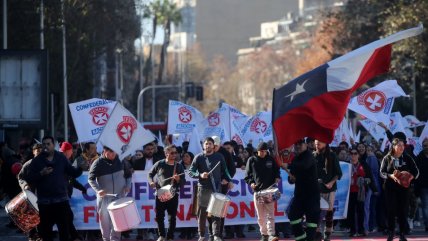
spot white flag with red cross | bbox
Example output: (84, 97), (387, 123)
(69, 98), (117, 143)
(348, 80), (408, 125)
(97, 103), (155, 160)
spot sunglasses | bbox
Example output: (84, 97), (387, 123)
(169, 151), (178, 155)
(350, 152), (358, 155)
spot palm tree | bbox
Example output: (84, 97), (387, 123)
(143, 0), (182, 85)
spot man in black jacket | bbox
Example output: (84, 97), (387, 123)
(245, 142), (280, 241)
(148, 145), (186, 241)
(26, 136), (83, 241)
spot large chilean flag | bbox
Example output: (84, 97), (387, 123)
(272, 24), (423, 151)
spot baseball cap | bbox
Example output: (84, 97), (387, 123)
(60, 142), (73, 152)
(212, 136), (221, 146)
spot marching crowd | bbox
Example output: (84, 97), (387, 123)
(0, 124), (427, 241)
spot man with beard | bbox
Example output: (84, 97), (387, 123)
(189, 137), (233, 241)
(288, 138), (320, 241)
(131, 142), (160, 240)
(314, 140), (342, 241)
(73, 142), (98, 171)
(148, 145), (185, 241)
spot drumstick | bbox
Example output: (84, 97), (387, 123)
(105, 193), (118, 197)
(208, 161), (221, 174)
(163, 172), (186, 181)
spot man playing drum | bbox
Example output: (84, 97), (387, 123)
(88, 146), (132, 241)
(244, 142), (281, 241)
(189, 137), (233, 241)
(25, 136), (84, 241)
(148, 145), (186, 241)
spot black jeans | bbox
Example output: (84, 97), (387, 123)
(156, 194), (179, 239)
(385, 181), (410, 234)
(347, 192), (365, 234)
(38, 201), (71, 241)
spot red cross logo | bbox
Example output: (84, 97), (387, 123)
(116, 116), (137, 144)
(89, 107), (109, 126)
(250, 118), (267, 134)
(208, 113), (220, 127)
(360, 90), (386, 113)
(178, 107), (192, 123)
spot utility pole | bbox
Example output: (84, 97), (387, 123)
(61, 0), (68, 141)
(3, 0), (7, 49)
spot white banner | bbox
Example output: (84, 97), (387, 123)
(68, 98), (117, 143)
(240, 111), (273, 147)
(167, 100), (204, 135)
(348, 80), (407, 125)
(71, 164), (351, 229)
(97, 103), (155, 160)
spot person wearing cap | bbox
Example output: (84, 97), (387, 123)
(287, 138), (320, 241)
(88, 146), (132, 241)
(314, 140), (342, 241)
(60, 142), (86, 241)
(25, 136), (84, 241)
(189, 137), (233, 241)
(244, 142), (281, 241)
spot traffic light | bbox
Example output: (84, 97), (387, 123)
(185, 82), (195, 98)
(195, 86), (203, 101)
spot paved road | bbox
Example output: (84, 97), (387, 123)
(1, 198), (427, 241)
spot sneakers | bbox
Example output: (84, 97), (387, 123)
(268, 236), (279, 241)
(157, 237), (165, 241)
(408, 218), (414, 230)
(324, 233), (331, 241)
(213, 236), (224, 241)
(260, 235), (269, 241)
(387, 232), (394, 241)
(399, 233), (407, 241)
(198, 237), (206, 241)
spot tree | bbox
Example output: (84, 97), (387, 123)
(143, 0), (182, 85)
(319, 0), (428, 120)
(6, 0), (141, 139)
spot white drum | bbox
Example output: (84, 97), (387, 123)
(156, 184), (176, 202)
(207, 193), (231, 218)
(256, 187), (281, 204)
(107, 197), (141, 232)
(320, 197), (329, 210)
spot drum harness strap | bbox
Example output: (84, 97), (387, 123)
(205, 157), (218, 192)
